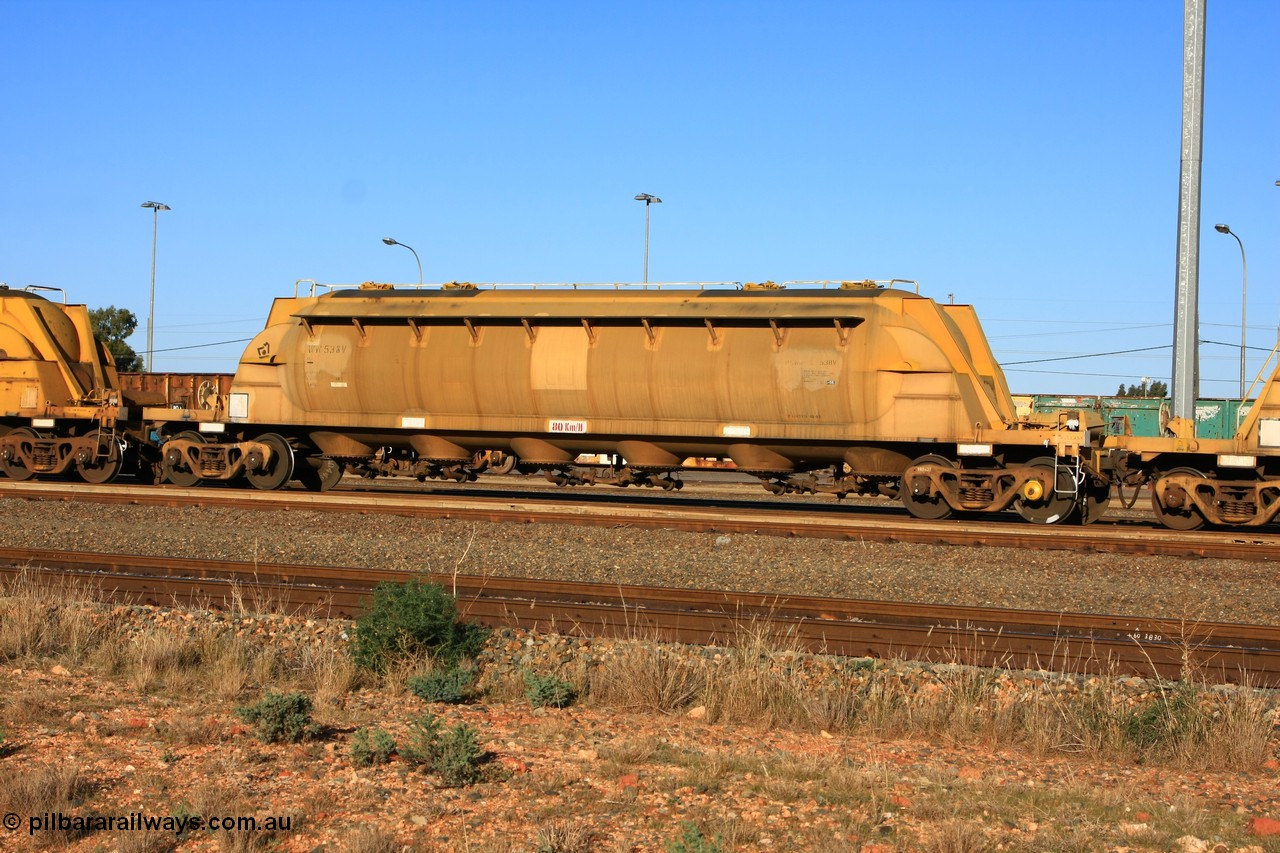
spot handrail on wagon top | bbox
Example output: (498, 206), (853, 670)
(294, 279), (921, 297)
(22, 285), (68, 303)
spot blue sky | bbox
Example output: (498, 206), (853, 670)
(2, 1), (1276, 396)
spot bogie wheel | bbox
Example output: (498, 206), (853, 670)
(900, 454), (954, 520)
(300, 457), (343, 492)
(1079, 477), (1112, 525)
(78, 430), (125, 484)
(490, 452), (518, 475)
(0, 427), (41, 481)
(1151, 467), (1207, 531)
(245, 433), (295, 491)
(1014, 456), (1080, 524)
(162, 430), (205, 487)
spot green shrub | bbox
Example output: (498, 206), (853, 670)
(408, 665), (477, 704)
(666, 822), (724, 853)
(349, 577), (488, 672)
(435, 722), (484, 786)
(234, 691), (321, 744)
(397, 714), (482, 785)
(524, 669), (576, 708)
(349, 727), (396, 766)
(399, 714), (443, 768)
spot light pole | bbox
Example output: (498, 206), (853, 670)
(1214, 224), (1248, 398)
(382, 237), (422, 285)
(140, 201), (171, 370)
(633, 193), (662, 283)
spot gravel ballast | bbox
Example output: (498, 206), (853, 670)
(3, 495), (1277, 627)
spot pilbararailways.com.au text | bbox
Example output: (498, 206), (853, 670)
(6, 810), (293, 837)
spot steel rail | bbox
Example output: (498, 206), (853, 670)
(2, 548), (1277, 687)
(1, 480), (1278, 561)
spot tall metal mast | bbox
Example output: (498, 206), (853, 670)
(1170, 0), (1206, 428)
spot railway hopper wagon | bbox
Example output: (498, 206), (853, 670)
(1109, 349), (1280, 529)
(0, 285), (134, 483)
(151, 280), (1112, 524)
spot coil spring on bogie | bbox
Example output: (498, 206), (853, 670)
(960, 488), (993, 504)
(1220, 500), (1256, 520)
(32, 447), (57, 467)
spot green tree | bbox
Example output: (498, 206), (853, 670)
(1118, 380), (1169, 399)
(89, 306), (143, 371)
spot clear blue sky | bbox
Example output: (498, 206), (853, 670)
(2, 1), (1276, 396)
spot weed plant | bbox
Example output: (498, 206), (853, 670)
(666, 822), (724, 853)
(349, 576), (488, 672)
(408, 664), (477, 704)
(398, 714), (443, 767)
(434, 722), (485, 786)
(349, 727), (396, 766)
(235, 691), (321, 744)
(395, 713), (485, 786)
(524, 669), (577, 708)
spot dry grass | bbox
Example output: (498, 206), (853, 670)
(295, 639), (363, 707)
(0, 565), (1276, 846)
(583, 637), (705, 713)
(0, 762), (98, 847)
(921, 819), (990, 853)
(700, 620), (811, 727)
(533, 818), (595, 853)
(0, 569), (113, 663)
(128, 630), (203, 692)
(332, 824), (402, 853)
(105, 829), (180, 853)
(182, 776), (279, 852)
(0, 682), (66, 730)
(0, 567), (359, 713)
(0, 578), (1273, 852)
(152, 712), (226, 747)
(575, 619), (1279, 773)
(376, 651), (437, 698)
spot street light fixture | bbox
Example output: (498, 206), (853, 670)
(1214, 223), (1248, 399)
(382, 237), (422, 286)
(140, 201), (171, 371)
(633, 193), (662, 283)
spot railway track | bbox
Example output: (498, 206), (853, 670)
(3, 547), (1278, 688)
(2, 479), (1278, 562)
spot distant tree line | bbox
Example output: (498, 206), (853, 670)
(1115, 379), (1168, 398)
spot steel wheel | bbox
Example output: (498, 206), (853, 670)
(162, 430), (204, 487)
(245, 433), (295, 491)
(1014, 457), (1079, 524)
(302, 457), (343, 492)
(1079, 477), (1112, 525)
(0, 427), (41, 481)
(900, 454), (954, 520)
(1151, 467), (1207, 531)
(77, 430), (125, 484)
(490, 452), (518, 475)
